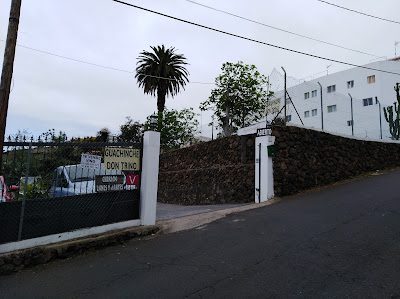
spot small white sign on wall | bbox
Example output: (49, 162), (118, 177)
(257, 127), (272, 137)
(81, 154), (102, 170)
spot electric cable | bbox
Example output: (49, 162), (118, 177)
(0, 39), (215, 85)
(184, 0), (383, 58)
(316, 0), (400, 25)
(111, 0), (400, 76)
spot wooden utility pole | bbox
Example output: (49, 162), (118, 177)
(0, 0), (22, 170)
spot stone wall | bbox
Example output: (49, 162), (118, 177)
(272, 126), (400, 196)
(158, 135), (255, 204)
(158, 125), (400, 205)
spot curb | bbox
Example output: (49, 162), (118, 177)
(0, 225), (159, 276)
(0, 199), (280, 276)
(157, 198), (280, 234)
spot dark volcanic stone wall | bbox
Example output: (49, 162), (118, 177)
(272, 126), (400, 196)
(158, 135), (255, 204)
(157, 126), (400, 205)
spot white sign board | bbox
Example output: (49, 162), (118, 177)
(81, 154), (102, 170)
(257, 127), (272, 137)
(104, 147), (141, 171)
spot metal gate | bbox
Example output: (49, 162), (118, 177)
(0, 136), (142, 244)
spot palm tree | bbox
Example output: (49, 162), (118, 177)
(135, 45), (189, 130)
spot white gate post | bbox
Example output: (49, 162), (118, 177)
(255, 130), (275, 203)
(140, 131), (160, 225)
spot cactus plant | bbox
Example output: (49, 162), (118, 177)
(384, 83), (400, 140)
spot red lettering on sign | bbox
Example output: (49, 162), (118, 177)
(126, 173), (140, 186)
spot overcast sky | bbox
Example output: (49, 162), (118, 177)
(0, 0), (399, 138)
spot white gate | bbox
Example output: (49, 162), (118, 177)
(255, 128), (275, 203)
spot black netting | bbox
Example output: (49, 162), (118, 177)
(0, 140), (141, 244)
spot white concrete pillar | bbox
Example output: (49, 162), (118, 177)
(255, 135), (275, 203)
(140, 131), (160, 225)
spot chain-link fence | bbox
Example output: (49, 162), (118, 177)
(0, 136), (142, 244)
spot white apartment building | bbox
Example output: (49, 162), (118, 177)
(282, 58), (400, 139)
(239, 58), (400, 140)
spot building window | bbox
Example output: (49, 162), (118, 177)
(304, 111), (310, 118)
(327, 85), (336, 93)
(312, 109), (317, 116)
(327, 105), (337, 113)
(363, 98), (373, 106)
(304, 92), (310, 99)
(286, 115), (292, 122)
(367, 75), (375, 84)
(347, 80), (354, 88)
(347, 120), (353, 126)
(311, 90), (317, 97)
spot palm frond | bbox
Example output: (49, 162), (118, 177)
(135, 45), (189, 101)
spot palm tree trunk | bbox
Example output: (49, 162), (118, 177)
(157, 89), (166, 131)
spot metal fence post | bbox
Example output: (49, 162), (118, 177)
(349, 93), (354, 136)
(17, 141), (32, 241)
(377, 97), (382, 139)
(317, 82), (324, 131)
(281, 67), (287, 125)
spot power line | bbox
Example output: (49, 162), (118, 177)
(112, 0), (400, 76)
(0, 39), (214, 84)
(316, 0), (400, 25)
(9, 40), (134, 73)
(184, 0), (382, 59)
(138, 73), (214, 85)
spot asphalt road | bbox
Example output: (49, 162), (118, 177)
(2, 170), (400, 298)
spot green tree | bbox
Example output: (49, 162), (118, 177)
(200, 61), (273, 136)
(40, 129), (67, 142)
(145, 108), (199, 149)
(118, 117), (143, 142)
(135, 45), (189, 130)
(96, 127), (110, 142)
